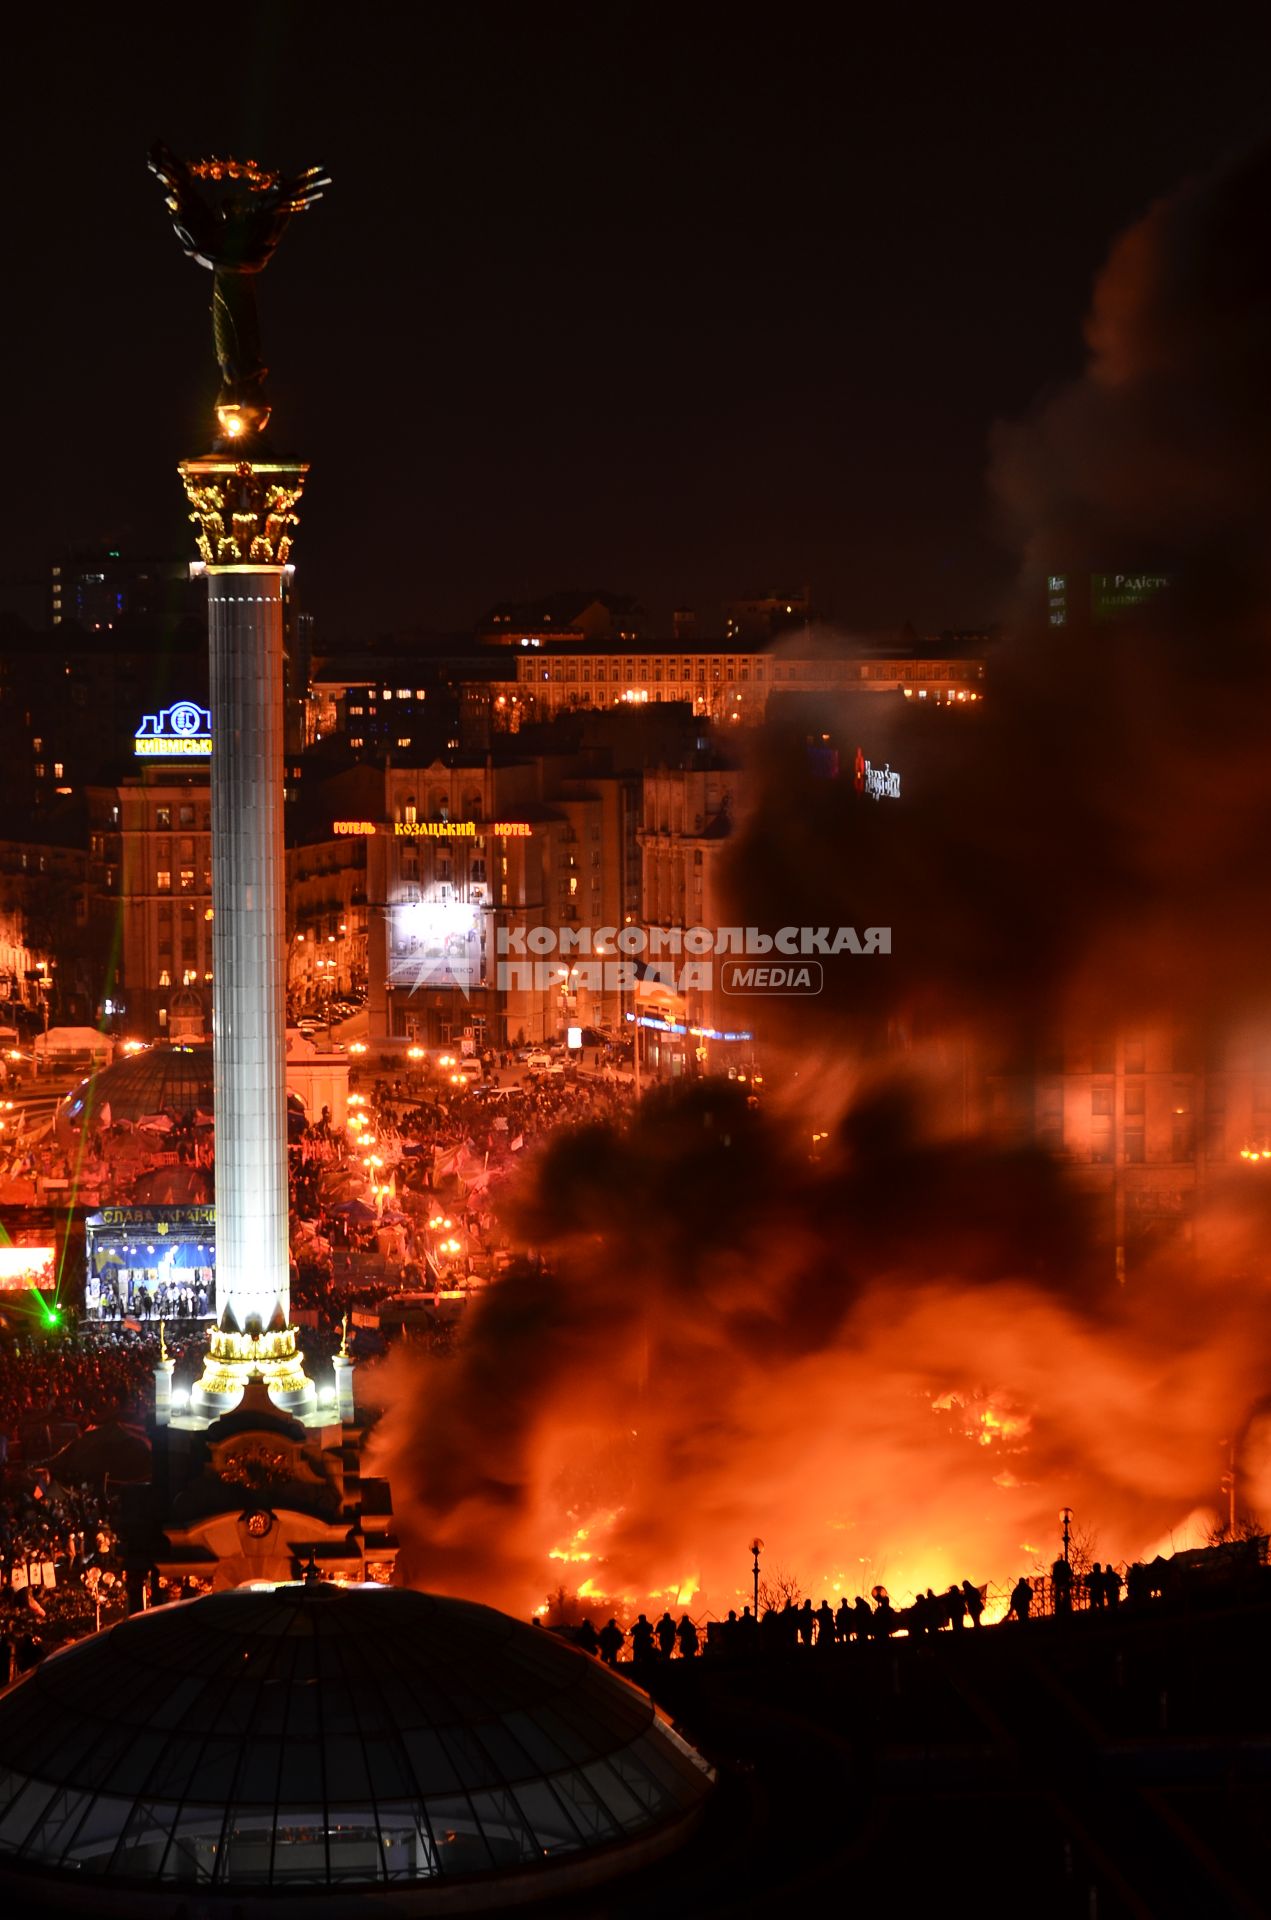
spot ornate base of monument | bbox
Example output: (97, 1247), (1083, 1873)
(189, 1325), (318, 1422)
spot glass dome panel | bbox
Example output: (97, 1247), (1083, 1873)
(0, 1584), (714, 1902)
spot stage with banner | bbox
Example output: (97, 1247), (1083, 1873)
(85, 1205), (216, 1324)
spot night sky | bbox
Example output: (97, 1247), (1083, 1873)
(6, 7), (1271, 642)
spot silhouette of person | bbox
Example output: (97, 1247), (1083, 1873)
(852, 1596), (872, 1640)
(1086, 1562), (1105, 1610)
(656, 1610), (677, 1658)
(1009, 1576), (1032, 1621)
(946, 1583), (967, 1629)
(675, 1613), (698, 1659)
(872, 1593), (896, 1639)
(575, 1617), (599, 1657)
(835, 1596), (852, 1642)
(1051, 1557), (1073, 1616)
(630, 1613), (655, 1664)
(1103, 1564), (1122, 1607)
(798, 1598), (816, 1646)
(815, 1598), (835, 1647)
(961, 1579), (984, 1627)
(598, 1617), (625, 1666)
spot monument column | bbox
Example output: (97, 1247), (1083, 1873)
(180, 459), (316, 1418)
(148, 143), (330, 1424)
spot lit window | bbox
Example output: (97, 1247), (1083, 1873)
(157, 870), (171, 892)
(382, 689), (393, 700)
(397, 688), (411, 699)
(396, 737), (411, 748)
(156, 808), (171, 829)
(179, 869), (195, 892)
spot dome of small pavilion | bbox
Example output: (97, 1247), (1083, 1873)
(0, 1582), (714, 1913)
(56, 1044), (305, 1145)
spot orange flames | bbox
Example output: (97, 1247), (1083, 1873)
(367, 1061), (1271, 1623)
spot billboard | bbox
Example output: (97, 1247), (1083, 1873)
(388, 898), (484, 994)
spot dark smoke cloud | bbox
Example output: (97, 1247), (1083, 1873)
(724, 138), (1271, 1044)
(372, 139), (1271, 1611)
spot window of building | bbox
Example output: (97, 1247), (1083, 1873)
(179, 805), (195, 827)
(179, 869), (195, 892)
(156, 870), (171, 892)
(1091, 1086), (1113, 1117)
(1124, 1128), (1145, 1163)
(1124, 1081), (1145, 1116)
(1035, 1082), (1063, 1151)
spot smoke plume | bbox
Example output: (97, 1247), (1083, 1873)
(371, 138), (1271, 1615)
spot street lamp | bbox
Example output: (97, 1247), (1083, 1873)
(749, 1537), (763, 1616)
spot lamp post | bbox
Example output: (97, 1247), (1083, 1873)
(317, 956), (337, 1046)
(750, 1537), (763, 1617)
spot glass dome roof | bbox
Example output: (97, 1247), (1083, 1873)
(0, 1584), (713, 1903)
(58, 1044), (214, 1134)
(58, 1045), (305, 1139)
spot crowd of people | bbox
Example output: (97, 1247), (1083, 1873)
(0, 1332), (163, 1440)
(0, 1428), (127, 1670)
(287, 1058), (636, 1320)
(556, 1563), (1162, 1664)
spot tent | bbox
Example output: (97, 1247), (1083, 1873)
(33, 1027), (112, 1064)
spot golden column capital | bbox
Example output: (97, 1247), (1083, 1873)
(178, 455), (309, 568)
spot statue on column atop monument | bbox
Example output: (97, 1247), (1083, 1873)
(148, 143), (330, 448)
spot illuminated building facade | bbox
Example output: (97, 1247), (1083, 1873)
(335, 754), (641, 1049)
(87, 768), (212, 1033)
(487, 639), (986, 728)
(637, 756), (746, 1074)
